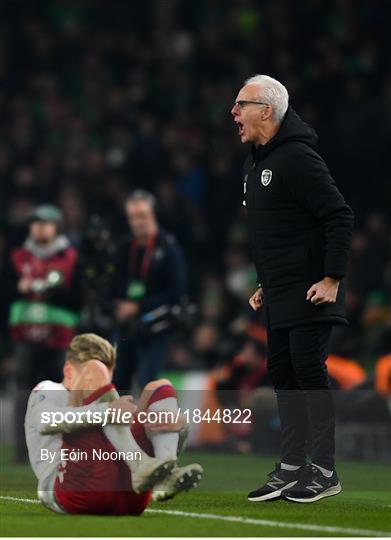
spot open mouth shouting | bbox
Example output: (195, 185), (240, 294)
(234, 118), (246, 141)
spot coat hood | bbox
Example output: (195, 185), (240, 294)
(253, 106), (318, 160)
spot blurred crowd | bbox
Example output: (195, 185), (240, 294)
(1, 0), (391, 390)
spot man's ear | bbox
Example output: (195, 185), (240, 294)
(63, 360), (73, 384)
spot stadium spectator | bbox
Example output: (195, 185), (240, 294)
(112, 190), (187, 391)
(4, 204), (82, 460)
(214, 334), (273, 454)
(0, 0), (389, 465)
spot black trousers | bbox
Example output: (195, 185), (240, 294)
(267, 322), (335, 470)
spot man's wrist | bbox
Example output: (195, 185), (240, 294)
(324, 276), (340, 284)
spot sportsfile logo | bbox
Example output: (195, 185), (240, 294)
(40, 408), (182, 428)
(40, 407), (252, 428)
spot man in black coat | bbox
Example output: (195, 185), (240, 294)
(112, 190), (187, 391)
(231, 75), (354, 503)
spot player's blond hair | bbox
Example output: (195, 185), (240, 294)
(66, 333), (116, 370)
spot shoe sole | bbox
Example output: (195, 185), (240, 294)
(285, 483), (342, 503)
(154, 466), (204, 502)
(135, 459), (177, 493)
(248, 480), (298, 502)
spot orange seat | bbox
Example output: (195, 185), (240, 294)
(375, 354), (391, 396)
(326, 355), (366, 390)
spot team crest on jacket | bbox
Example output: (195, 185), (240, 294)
(261, 169), (272, 186)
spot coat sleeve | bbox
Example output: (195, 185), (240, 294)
(283, 146), (354, 279)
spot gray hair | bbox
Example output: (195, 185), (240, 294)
(126, 189), (156, 209)
(245, 74), (289, 122)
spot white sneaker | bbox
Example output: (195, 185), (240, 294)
(152, 463), (204, 502)
(131, 454), (177, 493)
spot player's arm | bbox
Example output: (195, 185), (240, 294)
(28, 389), (135, 435)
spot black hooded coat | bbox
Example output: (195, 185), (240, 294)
(243, 107), (354, 329)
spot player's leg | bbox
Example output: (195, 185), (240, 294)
(68, 361), (175, 495)
(101, 374), (176, 493)
(138, 378), (180, 460)
(137, 378), (203, 501)
(87, 380), (184, 515)
(51, 364), (172, 514)
(248, 325), (306, 502)
(283, 323), (341, 502)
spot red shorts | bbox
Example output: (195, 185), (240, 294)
(54, 418), (154, 515)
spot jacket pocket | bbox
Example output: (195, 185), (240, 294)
(258, 243), (310, 288)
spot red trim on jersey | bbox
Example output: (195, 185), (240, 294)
(82, 384), (116, 405)
(131, 418), (154, 456)
(147, 384), (176, 406)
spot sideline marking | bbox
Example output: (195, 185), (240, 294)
(1, 495), (390, 537)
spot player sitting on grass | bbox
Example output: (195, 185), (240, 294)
(25, 333), (203, 515)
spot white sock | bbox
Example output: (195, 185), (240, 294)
(103, 423), (146, 473)
(101, 388), (145, 473)
(146, 397), (179, 460)
(313, 463), (333, 477)
(281, 462), (301, 471)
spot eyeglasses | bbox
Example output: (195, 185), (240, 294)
(233, 100), (269, 109)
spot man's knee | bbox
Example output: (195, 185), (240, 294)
(295, 371), (329, 390)
(291, 356), (329, 390)
(139, 378), (175, 411)
(268, 363), (298, 390)
(142, 378), (173, 393)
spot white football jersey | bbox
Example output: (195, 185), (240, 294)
(25, 379), (108, 494)
(25, 380), (68, 493)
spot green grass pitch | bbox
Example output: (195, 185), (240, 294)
(1, 447), (390, 537)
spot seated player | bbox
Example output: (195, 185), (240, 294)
(25, 333), (203, 515)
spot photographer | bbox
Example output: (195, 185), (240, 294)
(112, 190), (187, 391)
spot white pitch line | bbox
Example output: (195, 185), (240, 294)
(0, 495), (40, 504)
(146, 508), (391, 537)
(1, 495), (390, 537)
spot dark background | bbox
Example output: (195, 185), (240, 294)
(1, 0), (390, 379)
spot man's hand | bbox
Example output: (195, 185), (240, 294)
(110, 395), (138, 420)
(249, 287), (263, 311)
(18, 277), (33, 294)
(115, 301), (140, 321)
(306, 277), (340, 305)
